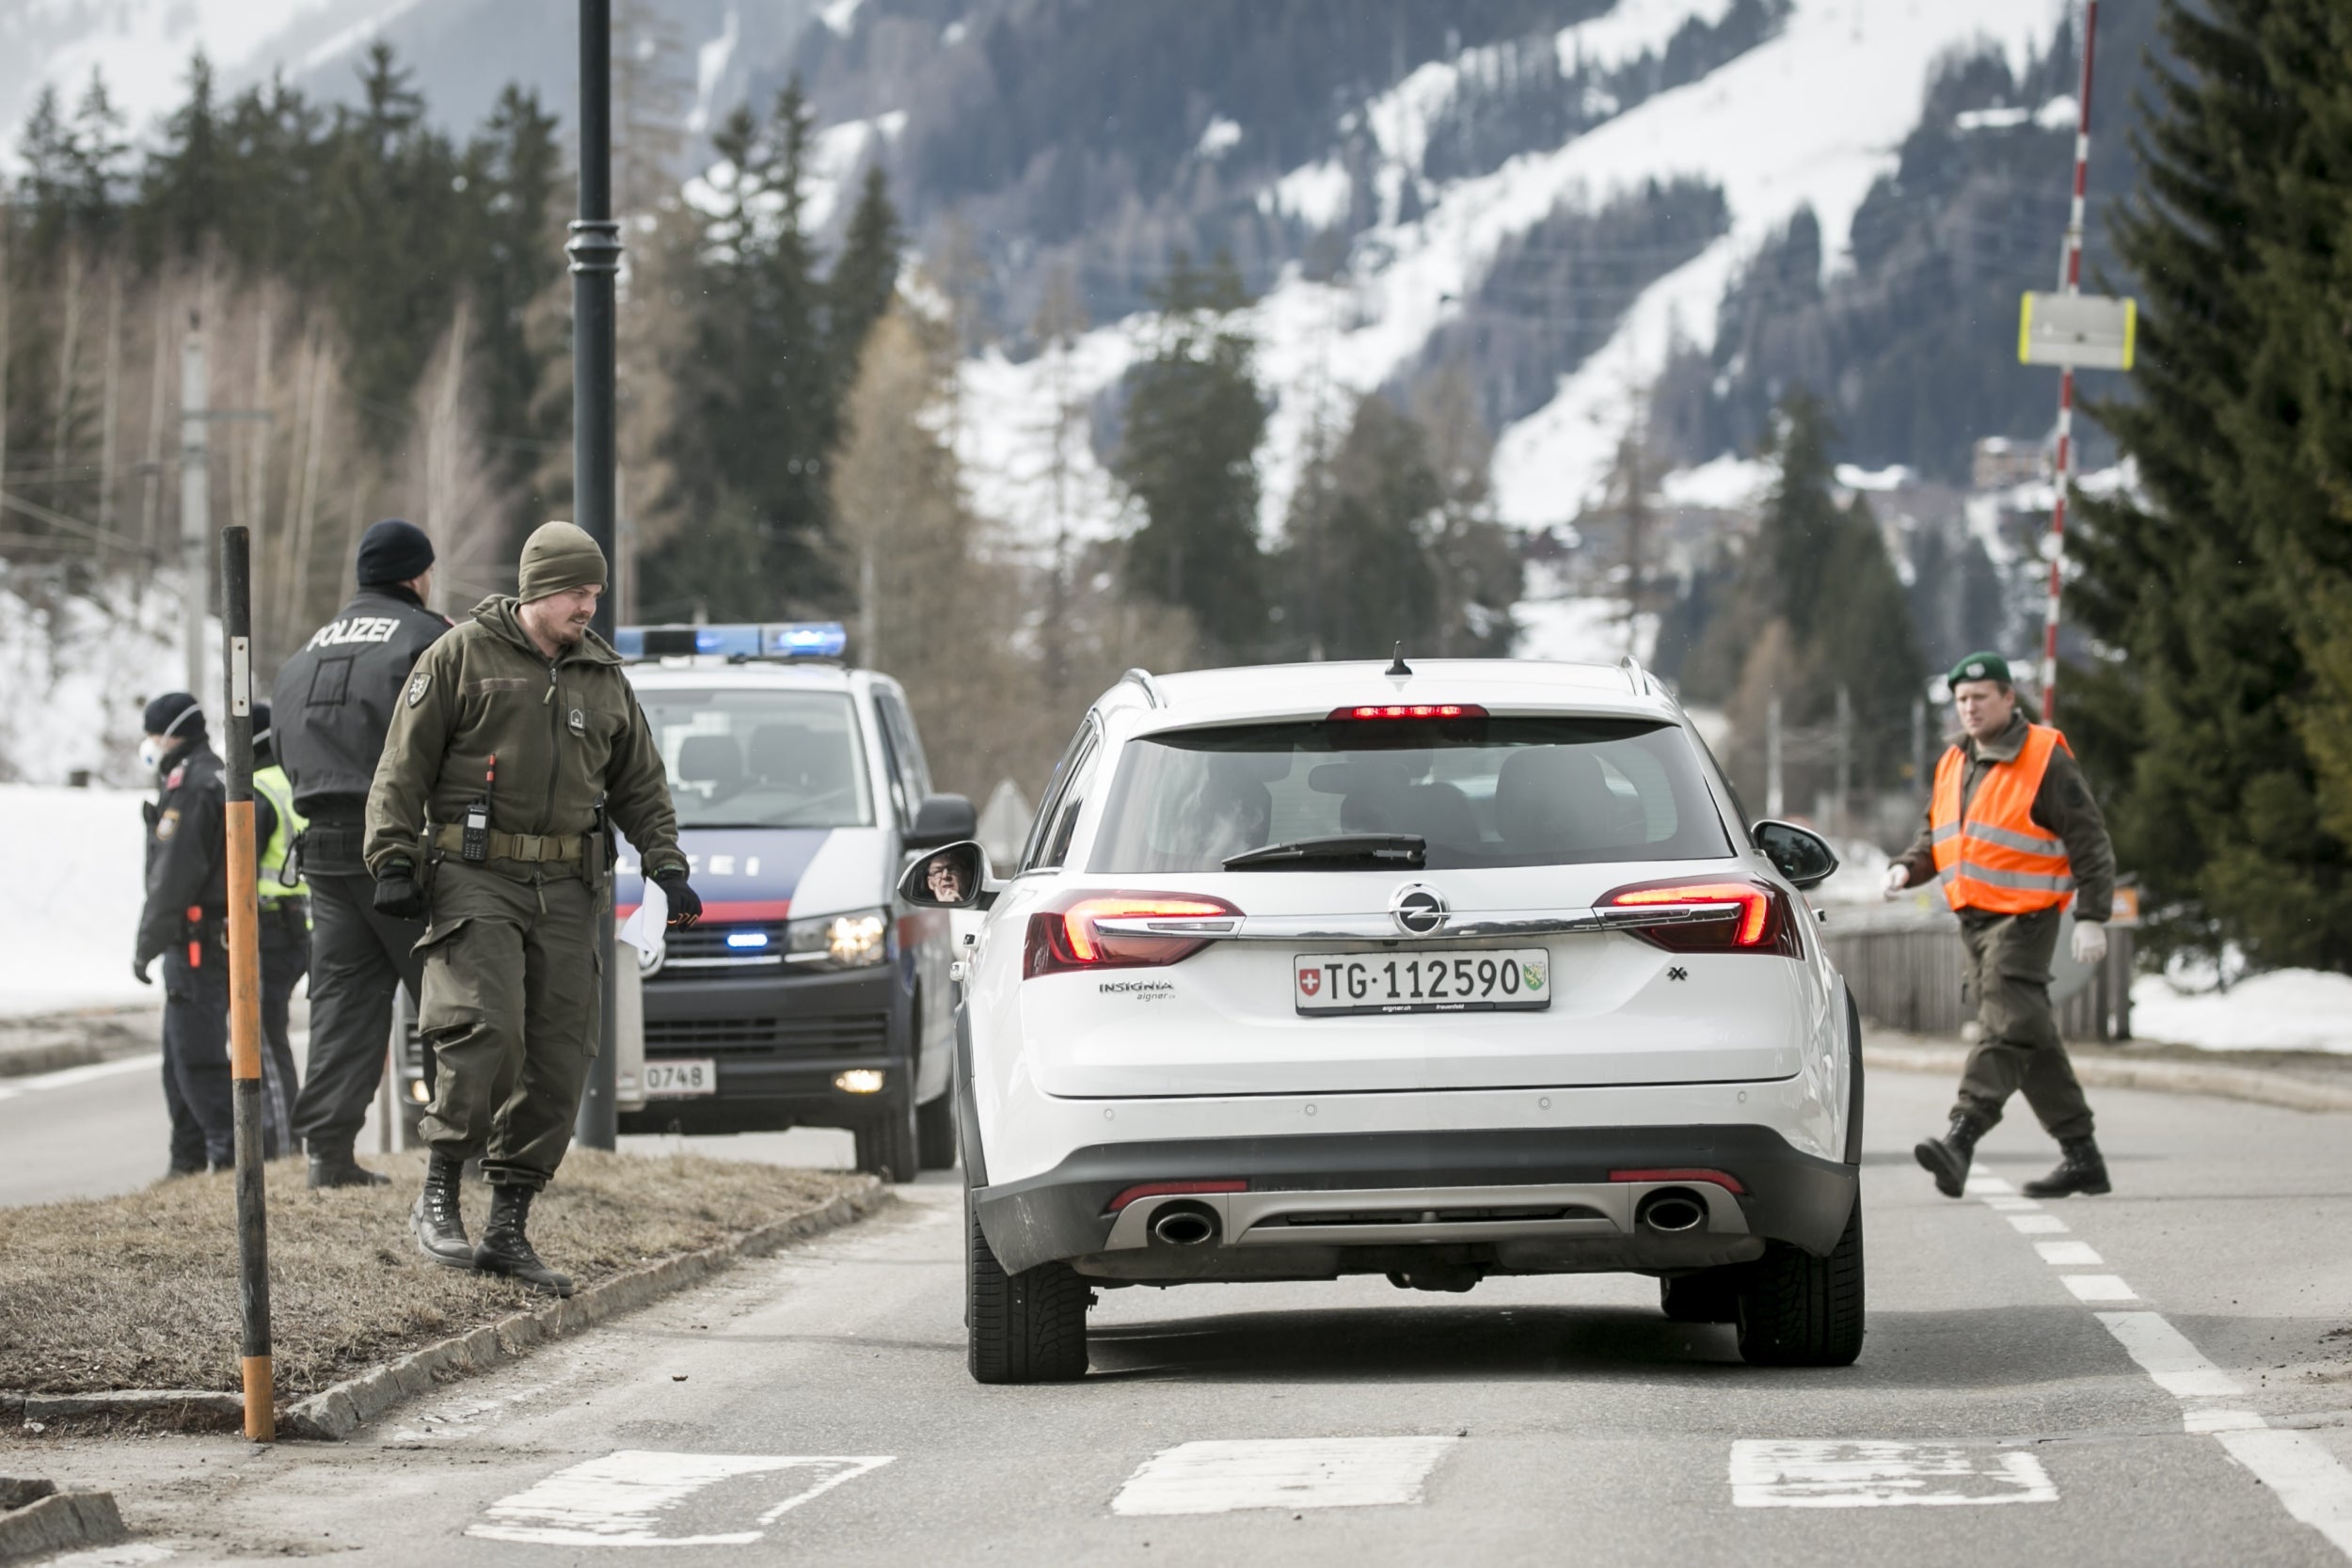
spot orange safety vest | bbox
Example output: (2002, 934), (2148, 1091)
(1930, 722), (2077, 914)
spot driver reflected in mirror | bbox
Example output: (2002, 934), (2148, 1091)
(927, 857), (967, 904)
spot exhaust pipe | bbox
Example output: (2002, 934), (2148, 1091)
(1148, 1202), (1219, 1247)
(1636, 1188), (1708, 1234)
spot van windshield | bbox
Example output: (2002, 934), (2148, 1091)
(634, 688), (874, 829)
(1089, 715), (1730, 873)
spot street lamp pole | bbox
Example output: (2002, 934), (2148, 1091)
(571, 0), (623, 1150)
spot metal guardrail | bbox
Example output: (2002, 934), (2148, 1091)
(1819, 902), (2133, 1042)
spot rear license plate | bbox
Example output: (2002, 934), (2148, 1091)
(643, 1057), (717, 1097)
(1294, 949), (1550, 1015)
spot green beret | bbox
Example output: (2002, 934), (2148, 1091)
(1948, 651), (2012, 688)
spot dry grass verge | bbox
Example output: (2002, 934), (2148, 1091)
(0, 1150), (864, 1398)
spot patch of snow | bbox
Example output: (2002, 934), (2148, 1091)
(0, 785), (158, 1017)
(1836, 462), (1914, 492)
(1514, 595), (1652, 666)
(2131, 968), (2352, 1054)
(1955, 104), (2032, 131)
(0, 570), (185, 787)
(804, 113), (905, 231)
(1195, 116), (1242, 160)
(294, 0), (427, 73)
(1661, 452), (1772, 511)
(1259, 160), (1353, 230)
(2036, 93), (2079, 130)
(941, 19), (968, 47)
(819, 0), (866, 38)
(1557, 0), (1735, 77)
(1363, 55), (1471, 176)
(686, 7), (740, 137)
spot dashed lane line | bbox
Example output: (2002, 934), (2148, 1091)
(1110, 1436), (1458, 1517)
(1728, 1441), (2058, 1508)
(469, 1451), (894, 1547)
(1969, 1168), (2352, 1561)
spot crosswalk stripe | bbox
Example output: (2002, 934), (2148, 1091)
(1729, 1441), (2057, 1508)
(469, 1451), (893, 1546)
(1110, 1436), (1457, 1516)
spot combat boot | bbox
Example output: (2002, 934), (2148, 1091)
(1914, 1112), (1985, 1198)
(411, 1154), (474, 1269)
(2022, 1136), (2111, 1198)
(309, 1142), (391, 1189)
(474, 1184), (574, 1297)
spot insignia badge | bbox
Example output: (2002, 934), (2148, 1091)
(568, 707), (586, 735)
(1522, 961), (1546, 991)
(407, 671), (430, 706)
(155, 808), (181, 842)
(1297, 967), (1322, 996)
(165, 766), (185, 789)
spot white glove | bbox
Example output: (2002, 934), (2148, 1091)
(1882, 863), (1912, 899)
(2071, 921), (2108, 966)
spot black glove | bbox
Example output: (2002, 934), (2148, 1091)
(133, 955), (153, 986)
(654, 869), (701, 928)
(374, 860), (428, 921)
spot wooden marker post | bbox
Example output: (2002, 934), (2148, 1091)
(218, 525), (276, 1443)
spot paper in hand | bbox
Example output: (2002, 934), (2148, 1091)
(618, 877), (668, 958)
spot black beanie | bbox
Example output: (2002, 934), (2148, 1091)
(142, 692), (206, 743)
(356, 518), (436, 586)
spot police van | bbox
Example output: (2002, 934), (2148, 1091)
(594, 621), (970, 1179)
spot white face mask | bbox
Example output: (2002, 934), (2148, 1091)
(139, 737), (164, 772)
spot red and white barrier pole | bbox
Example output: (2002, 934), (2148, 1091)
(2040, 0), (2099, 721)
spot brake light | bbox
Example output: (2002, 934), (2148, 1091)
(1327, 703), (1488, 721)
(1600, 877), (1799, 957)
(1106, 1180), (1247, 1213)
(1025, 892), (1242, 978)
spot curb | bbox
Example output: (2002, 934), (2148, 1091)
(1864, 1040), (2352, 1115)
(0, 1039), (105, 1080)
(0, 1485), (127, 1561)
(6, 1177), (889, 1443)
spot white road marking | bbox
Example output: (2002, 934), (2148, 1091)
(2187, 1410), (2266, 1434)
(2060, 1274), (2137, 1303)
(1965, 1174), (2015, 1195)
(1728, 1441), (2057, 1508)
(2034, 1241), (2104, 1266)
(0, 1052), (160, 1101)
(468, 1450), (894, 1546)
(2008, 1213), (2070, 1234)
(1110, 1436), (1457, 1516)
(1981, 1196), (2043, 1212)
(44, 1546), (178, 1567)
(2094, 1312), (2246, 1400)
(2217, 1429), (2352, 1559)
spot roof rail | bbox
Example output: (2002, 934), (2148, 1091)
(1618, 654), (1652, 696)
(1120, 668), (1166, 708)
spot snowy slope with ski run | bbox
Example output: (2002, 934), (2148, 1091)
(955, 0), (2067, 612)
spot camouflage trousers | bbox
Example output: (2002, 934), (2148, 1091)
(1952, 905), (2095, 1142)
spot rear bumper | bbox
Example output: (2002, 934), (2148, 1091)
(973, 1124), (1855, 1275)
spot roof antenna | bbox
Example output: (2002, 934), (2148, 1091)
(1386, 641), (1412, 677)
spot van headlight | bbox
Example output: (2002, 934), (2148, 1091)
(787, 908), (890, 969)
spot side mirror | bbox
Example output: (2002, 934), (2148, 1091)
(1753, 819), (1839, 890)
(906, 792), (978, 851)
(898, 840), (994, 910)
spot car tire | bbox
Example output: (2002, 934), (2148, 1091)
(916, 1091), (958, 1171)
(854, 1092), (921, 1183)
(1734, 1196), (1865, 1367)
(1661, 1269), (1741, 1323)
(966, 1190), (1089, 1384)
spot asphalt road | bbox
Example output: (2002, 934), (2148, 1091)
(17, 1066), (2352, 1567)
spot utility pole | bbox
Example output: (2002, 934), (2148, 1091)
(572, 0), (623, 1151)
(1834, 684), (1852, 839)
(1765, 695), (1785, 819)
(218, 525), (275, 1443)
(2037, 0), (2100, 720)
(180, 316), (210, 698)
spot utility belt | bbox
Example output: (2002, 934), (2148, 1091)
(429, 823), (586, 864)
(176, 909), (227, 969)
(295, 823), (367, 877)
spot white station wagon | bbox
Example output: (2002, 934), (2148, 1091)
(902, 657), (1862, 1383)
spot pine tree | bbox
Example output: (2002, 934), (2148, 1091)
(826, 166), (900, 383)
(1114, 250), (1268, 662)
(2070, 0), (2352, 970)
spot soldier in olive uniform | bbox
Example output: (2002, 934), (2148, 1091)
(366, 522), (699, 1294)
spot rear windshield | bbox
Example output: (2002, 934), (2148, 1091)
(632, 687), (874, 829)
(1089, 716), (1731, 873)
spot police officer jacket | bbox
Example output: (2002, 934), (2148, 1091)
(363, 595), (687, 881)
(136, 742), (278, 966)
(272, 586), (452, 819)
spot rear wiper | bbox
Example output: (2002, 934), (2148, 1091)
(1222, 833), (1427, 870)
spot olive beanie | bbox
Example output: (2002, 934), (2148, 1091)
(516, 520), (608, 602)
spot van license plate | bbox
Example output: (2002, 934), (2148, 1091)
(1294, 949), (1550, 1015)
(644, 1058), (717, 1096)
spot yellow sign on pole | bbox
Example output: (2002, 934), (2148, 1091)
(2020, 292), (2137, 371)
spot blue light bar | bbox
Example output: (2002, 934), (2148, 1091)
(765, 622), (849, 658)
(724, 930), (771, 949)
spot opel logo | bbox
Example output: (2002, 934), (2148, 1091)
(1391, 883), (1448, 936)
